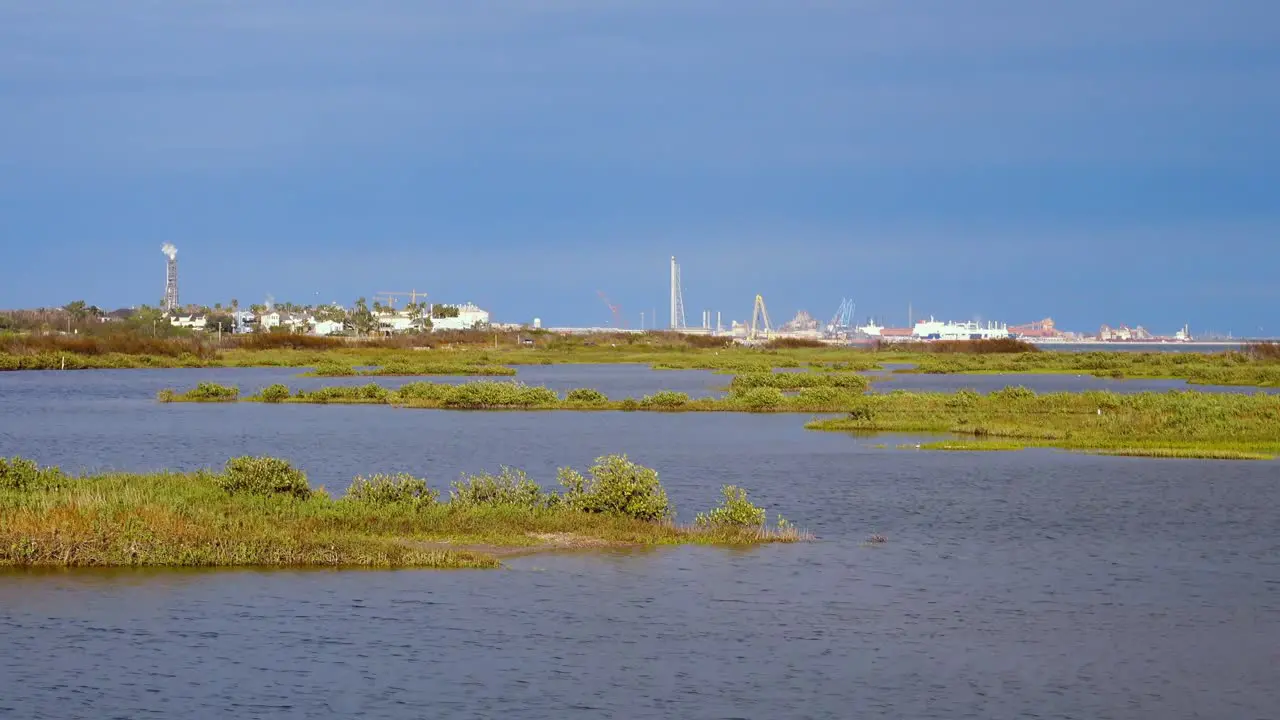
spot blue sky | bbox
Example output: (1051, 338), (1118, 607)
(2, 1), (1277, 335)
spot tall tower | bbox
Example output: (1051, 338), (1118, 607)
(669, 256), (686, 329)
(161, 244), (179, 312)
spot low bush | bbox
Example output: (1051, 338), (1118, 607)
(217, 456), (312, 500)
(846, 402), (877, 422)
(395, 382), (448, 400)
(0, 457), (66, 492)
(796, 386), (843, 406)
(345, 473), (438, 508)
(946, 388), (981, 408)
(566, 388), (609, 404)
(439, 382), (558, 408)
(695, 485), (766, 528)
(731, 372), (868, 391)
(640, 390), (690, 409)
(738, 387), (785, 411)
(449, 467), (549, 509)
(558, 454), (672, 521)
(184, 382), (239, 401)
(260, 384), (291, 403)
(311, 360), (357, 376)
(992, 385), (1036, 401)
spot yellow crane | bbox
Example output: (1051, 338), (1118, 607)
(749, 294), (772, 341)
(374, 290), (429, 309)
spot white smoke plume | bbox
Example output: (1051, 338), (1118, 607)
(161, 243), (177, 260)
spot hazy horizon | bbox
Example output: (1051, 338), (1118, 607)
(2, 2), (1277, 335)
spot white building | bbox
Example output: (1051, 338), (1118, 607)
(431, 303), (490, 331)
(170, 314), (207, 330)
(312, 319), (344, 336)
(377, 312), (417, 333)
(258, 311), (281, 330)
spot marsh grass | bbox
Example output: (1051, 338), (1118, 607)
(892, 350), (1280, 386)
(7, 335), (1277, 389)
(807, 387), (1280, 459)
(164, 380), (873, 414)
(157, 382), (238, 402)
(303, 360), (516, 377)
(1, 456), (806, 569)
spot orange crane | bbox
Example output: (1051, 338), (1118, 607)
(597, 291), (626, 328)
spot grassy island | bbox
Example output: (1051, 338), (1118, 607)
(4, 330), (1278, 388)
(158, 378), (872, 412)
(807, 387), (1280, 459)
(0, 454), (805, 569)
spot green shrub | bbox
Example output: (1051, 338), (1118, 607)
(796, 386), (842, 406)
(566, 388), (609, 404)
(440, 382), (558, 408)
(846, 402), (877, 422)
(992, 385), (1036, 401)
(395, 382), (448, 400)
(345, 473), (438, 508)
(312, 360), (356, 376)
(947, 388), (981, 408)
(0, 457), (66, 492)
(695, 485), (766, 527)
(449, 467), (549, 508)
(218, 456), (312, 500)
(185, 382), (239, 401)
(558, 454), (671, 521)
(731, 372), (868, 391)
(738, 387), (784, 411)
(619, 398), (640, 411)
(260, 384), (291, 403)
(640, 390), (689, 409)
(156, 389), (176, 403)
(358, 382), (389, 401)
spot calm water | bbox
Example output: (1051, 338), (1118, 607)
(2, 367), (1278, 719)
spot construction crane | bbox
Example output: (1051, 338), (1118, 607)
(749, 294), (772, 341)
(597, 291), (625, 328)
(828, 298), (855, 332)
(374, 290), (429, 309)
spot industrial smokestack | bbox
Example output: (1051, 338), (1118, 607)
(161, 244), (179, 312)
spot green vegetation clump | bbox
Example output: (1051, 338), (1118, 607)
(695, 485), (767, 528)
(345, 473), (439, 509)
(807, 388), (1280, 459)
(364, 362), (516, 377)
(311, 360), (357, 376)
(558, 454), (672, 521)
(305, 359), (516, 377)
(439, 382), (559, 409)
(737, 387), (785, 411)
(0, 457), (66, 492)
(217, 456), (313, 500)
(730, 372), (868, 391)
(640, 390), (690, 409)
(259, 384), (291, 403)
(159, 382), (238, 402)
(0, 454), (805, 568)
(449, 467), (549, 509)
(566, 388), (609, 404)
(294, 383), (388, 403)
